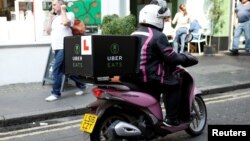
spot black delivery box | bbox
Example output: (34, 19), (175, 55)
(64, 35), (138, 78)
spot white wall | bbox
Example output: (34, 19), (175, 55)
(186, 0), (209, 29)
(0, 17), (8, 42)
(0, 45), (50, 86)
(101, 0), (130, 18)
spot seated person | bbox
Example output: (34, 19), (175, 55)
(189, 19), (205, 40)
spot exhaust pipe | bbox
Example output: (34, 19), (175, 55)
(115, 121), (142, 136)
(108, 121), (142, 137)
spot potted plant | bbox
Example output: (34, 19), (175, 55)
(101, 14), (136, 35)
(204, 0), (224, 55)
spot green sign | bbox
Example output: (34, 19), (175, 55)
(67, 0), (101, 25)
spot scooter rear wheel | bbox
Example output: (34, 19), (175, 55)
(90, 112), (126, 141)
(185, 95), (207, 136)
(90, 112), (145, 141)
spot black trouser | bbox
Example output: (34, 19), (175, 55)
(162, 84), (182, 120)
(139, 80), (182, 120)
(68, 75), (86, 89)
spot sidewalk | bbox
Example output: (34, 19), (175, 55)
(0, 51), (250, 128)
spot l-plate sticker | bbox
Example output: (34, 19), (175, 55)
(81, 36), (92, 55)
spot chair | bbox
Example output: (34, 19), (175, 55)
(188, 29), (207, 55)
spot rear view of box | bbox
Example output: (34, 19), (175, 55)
(64, 35), (138, 77)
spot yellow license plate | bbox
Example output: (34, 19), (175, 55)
(80, 113), (98, 133)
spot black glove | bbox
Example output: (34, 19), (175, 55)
(181, 53), (198, 67)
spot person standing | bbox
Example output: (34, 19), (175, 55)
(230, 0), (250, 55)
(172, 4), (190, 53)
(45, 0), (86, 102)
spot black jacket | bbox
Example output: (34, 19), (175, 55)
(131, 25), (186, 85)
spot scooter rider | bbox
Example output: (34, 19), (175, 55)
(125, 0), (198, 127)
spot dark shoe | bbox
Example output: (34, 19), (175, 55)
(162, 119), (180, 127)
(229, 49), (239, 55)
(163, 118), (191, 127)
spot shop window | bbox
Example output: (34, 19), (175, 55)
(0, 0), (33, 21)
(42, 1), (52, 11)
(0, 0), (35, 43)
(18, 1), (33, 21)
(0, 0), (14, 21)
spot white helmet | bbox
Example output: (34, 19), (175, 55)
(139, 0), (170, 29)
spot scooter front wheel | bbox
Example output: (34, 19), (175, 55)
(185, 95), (207, 136)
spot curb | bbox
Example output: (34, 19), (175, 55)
(0, 107), (89, 128)
(200, 80), (250, 95)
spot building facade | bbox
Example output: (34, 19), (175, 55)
(0, 0), (129, 86)
(0, 0), (236, 86)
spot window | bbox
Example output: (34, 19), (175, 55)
(0, 0), (14, 21)
(17, 0), (33, 21)
(0, 0), (37, 43)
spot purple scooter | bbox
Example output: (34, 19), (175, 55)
(80, 67), (207, 141)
